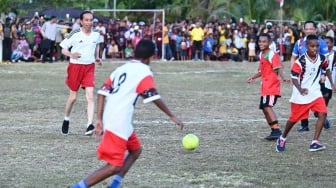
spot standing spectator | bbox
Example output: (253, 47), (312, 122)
(190, 22), (204, 61)
(72, 17), (81, 30)
(203, 33), (215, 61)
(2, 17), (16, 64)
(132, 31), (141, 48)
(163, 24), (173, 61)
(0, 19), (3, 63)
(180, 35), (188, 61)
(40, 16), (57, 63)
(248, 38), (256, 62)
(55, 20), (67, 61)
(24, 22), (35, 51)
(59, 11), (102, 136)
(94, 20), (106, 59)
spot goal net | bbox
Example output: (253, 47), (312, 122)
(91, 9), (165, 61)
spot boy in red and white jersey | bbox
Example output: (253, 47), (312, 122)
(70, 39), (184, 188)
(276, 34), (336, 152)
(247, 33), (284, 141)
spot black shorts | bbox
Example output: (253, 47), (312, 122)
(320, 83), (332, 100)
(259, 95), (280, 109)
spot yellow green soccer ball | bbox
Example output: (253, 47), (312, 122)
(182, 134), (199, 150)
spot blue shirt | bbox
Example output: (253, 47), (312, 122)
(292, 37), (328, 56)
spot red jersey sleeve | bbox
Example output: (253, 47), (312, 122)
(97, 77), (113, 96)
(271, 53), (282, 70)
(291, 61), (302, 79)
(136, 75), (161, 103)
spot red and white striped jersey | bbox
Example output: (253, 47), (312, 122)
(97, 60), (160, 140)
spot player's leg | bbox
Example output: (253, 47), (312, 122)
(309, 98), (327, 151)
(110, 132), (142, 188)
(276, 102), (304, 152)
(82, 64), (96, 135)
(322, 89), (332, 129)
(62, 64), (81, 135)
(84, 86), (95, 135)
(260, 95), (281, 140)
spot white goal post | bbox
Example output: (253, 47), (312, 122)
(91, 9), (165, 61)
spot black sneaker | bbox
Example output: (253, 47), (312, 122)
(264, 129), (282, 141)
(62, 120), (69, 135)
(84, 124), (95, 136)
(324, 118), (330, 129)
(297, 126), (309, 132)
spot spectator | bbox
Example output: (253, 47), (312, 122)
(124, 42), (134, 59)
(3, 17), (16, 64)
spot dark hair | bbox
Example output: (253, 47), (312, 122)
(80, 11), (93, 20)
(134, 39), (155, 59)
(324, 36), (334, 44)
(306, 34), (318, 43)
(304, 20), (317, 29)
(259, 33), (271, 41)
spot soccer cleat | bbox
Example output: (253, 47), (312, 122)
(276, 137), (286, 152)
(324, 118), (330, 129)
(297, 126), (309, 132)
(264, 129), (282, 141)
(309, 142), (326, 152)
(84, 124), (95, 136)
(62, 120), (70, 135)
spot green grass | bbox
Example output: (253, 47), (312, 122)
(0, 61), (335, 188)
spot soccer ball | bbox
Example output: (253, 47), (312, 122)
(182, 134), (199, 150)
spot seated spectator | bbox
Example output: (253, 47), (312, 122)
(124, 43), (134, 59)
(11, 44), (23, 63)
(228, 45), (242, 62)
(21, 45), (35, 62)
(217, 42), (230, 61)
(108, 40), (121, 58)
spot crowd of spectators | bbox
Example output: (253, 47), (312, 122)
(1, 12), (336, 64)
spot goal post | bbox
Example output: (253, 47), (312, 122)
(91, 9), (165, 61)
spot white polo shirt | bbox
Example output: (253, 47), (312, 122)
(60, 28), (100, 64)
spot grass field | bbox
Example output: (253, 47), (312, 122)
(0, 60), (336, 188)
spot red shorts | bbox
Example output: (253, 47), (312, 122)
(66, 63), (95, 91)
(289, 97), (327, 122)
(97, 130), (141, 167)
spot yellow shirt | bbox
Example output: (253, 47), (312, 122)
(190, 27), (204, 41)
(163, 26), (169, 44)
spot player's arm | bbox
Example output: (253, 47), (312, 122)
(137, 76), (183, 130)
(247, 72), (261, 83)
(152, 99), (184, 130)
(95, 78), (113, 136)
(95, 43), (102, 65)
(325, 68), (336, 93)
(291, 63), (308, 95)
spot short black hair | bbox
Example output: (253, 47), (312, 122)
(134, 39), (155, 59)
(259, 33), (271, 41)
(324, 36), (334, 43)
(80, 11), (93, 20)
(304, 20), (317, 29)
(306, 34), (318, 43)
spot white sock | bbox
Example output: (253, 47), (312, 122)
(64, 116), (70, 121)
(280, 135), (286, 140)
(312, 140), (318, 144)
